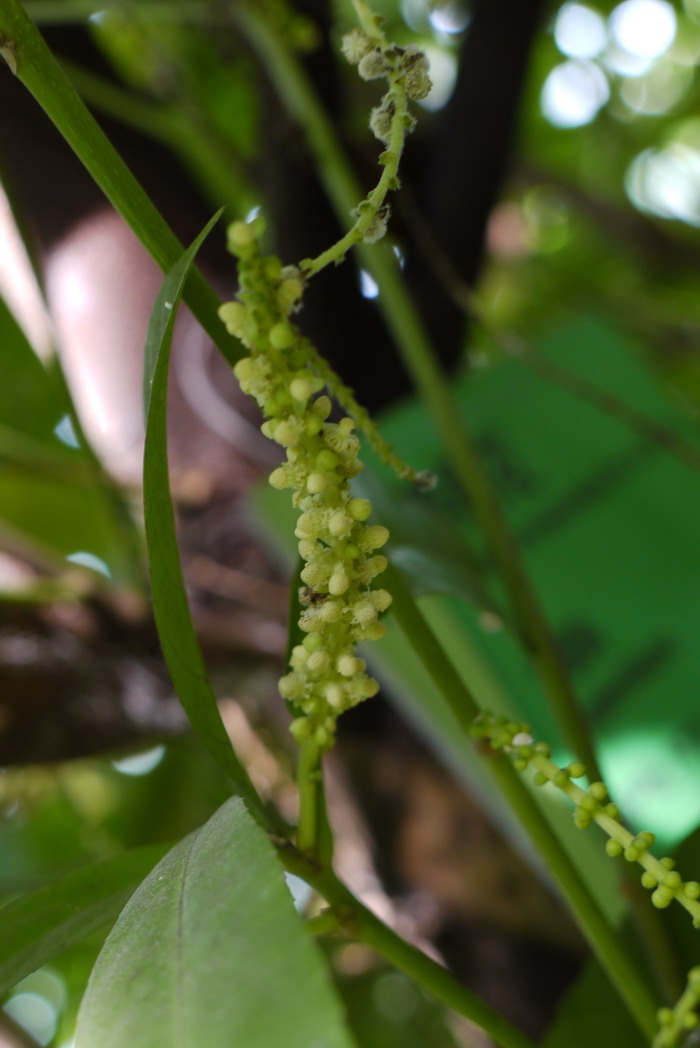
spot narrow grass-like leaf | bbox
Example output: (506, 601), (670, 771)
(143, 215), (269, 827)
(0, 0), (241, 367)
(0, 844), (168, 996)
(75, 797), (357, 1048)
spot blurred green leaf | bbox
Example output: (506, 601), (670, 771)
(75, 797), (357, 1048)
(142, 213), (268, 827)
(0, 844), (167, 998)
(542, 956), (646, 1048)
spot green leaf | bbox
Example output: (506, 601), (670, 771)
(75, 797), (357, 1048)
(542, 957), (646, 1048)
(142, 214), (269, 828)
(0, 844), (168, 997)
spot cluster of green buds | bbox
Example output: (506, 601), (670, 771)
(470, 712), (700, 926)
(219, 217), (392, 750)
(654, 968), (700, 1048)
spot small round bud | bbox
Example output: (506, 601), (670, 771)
(359, 621), (386, 641)
(290, 378), (314, 403)
(227, 220), (256, 250)
(349, 497), (372, 521)
(358, 48), (389, 81)
(306, 472), (327, 494)
(663, 871), (682, 889)
(641, 872), (657, 889)
(360, 525), (390, 550)
(303, 633), (323, 653)
(553, 769), (570, 788)
(278, 674), (302, 700)
(325, 683), (345, 708)
(268, 467), (290, 490)
(341, 27), (373, 64)
(306, 650), (331, 674)
(319, 600), (343, 624)
(661, 857), (676, 870)
(624, 845), (640, 862)
(274, 420), (300, 447)
(218, 301), (247, 335)
(567, 762), (586, 779)
(313, 395), (332, 419)
(606, 839), (623, 857)
(316, 449), (339, 470)
(337, 655), (360, 677)
(290, 717), (311, 741)
(533, 772), (547, 787)
(328, 571), (349, 596)
(588, 782), (607, 801)
(652, 886), (674, 909)
(329, 510), (353, 538)
(371, 588), (392, 612)
(269, 322), (295, 349)
(685, 882), (700, 899)
(604, 803), (619, 819)
(276, 277), (304, 312)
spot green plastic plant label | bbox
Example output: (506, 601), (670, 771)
(362, 316), (700, 850)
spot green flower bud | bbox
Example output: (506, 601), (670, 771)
(218, 301), (247, 335)
(400, 48), (432, 100)
(606, 839), (623, 857)
(319, 600), (343, 624)
(269, 322), (295, 349)
(568, 762), (586, 779)
(371, 588), (392, 612)
(290, 377), (314, 403)
(329, 510), (353, 538)
(329, 571), (350, 596)
(274, 420), (301, 446)
(313, 395), (332, 419)
(341, 27), (373, 64)
(369, 95), (395, 145)
(290, 717), (311, 741)
(359, 525), (390, 550)
(316, 449), (339, 470)
(325, 682), (345, 708)
(358, 48), (390, 80)
(337, 654), (360, 677)
(349, 497), (372, 521)
(306, 649), (331, 674)
(641, 872), (657, 889)
(306, 472), (328, 494)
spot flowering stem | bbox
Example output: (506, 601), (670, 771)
(236, 0), (600, 784)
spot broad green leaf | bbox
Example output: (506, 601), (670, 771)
(0, 844), (167, 997)
(75, 797), (357, 1048)
(542, 957), (646, 1048)
(142, 214), (269, 828)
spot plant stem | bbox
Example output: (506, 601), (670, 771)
(278, 843), (539, 1048)
(296, 738), (322, 858)
(236, 3), (600, 783)
(384, 562), (660, 1041)
(0, 0), (242, 369)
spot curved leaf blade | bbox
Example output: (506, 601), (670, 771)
(0, 845), (168, 996)
(142, 215), (268, 827)
(75, 797), (357, 1048)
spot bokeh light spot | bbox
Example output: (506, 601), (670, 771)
(554, 3), (607, 59)
(541, 60), (610, 127)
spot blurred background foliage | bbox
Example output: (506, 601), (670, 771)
(2, 0), (700, 1044)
